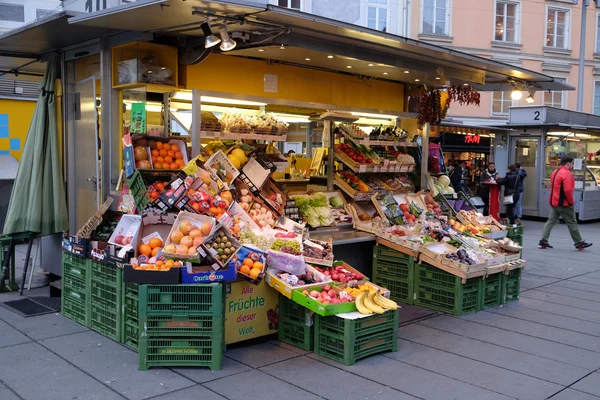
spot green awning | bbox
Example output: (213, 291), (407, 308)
(3, 53), (68, 236)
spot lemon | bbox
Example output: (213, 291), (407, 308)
(228, 154), (242, 169)
(231, 148), (247, 163)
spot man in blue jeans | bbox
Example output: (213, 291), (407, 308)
(515, 163), (527, 225)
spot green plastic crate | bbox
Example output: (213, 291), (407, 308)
(481, 272), (503, 309)
(138, 337), (224, 371)
(90, 303), (121, 341)
(372, 253), (414, 305)
(373, 245), (414, 266)
(90, 262), (122, 309)
(140, 315), (224, 338)
(62, 289), (89, 326)
(278, 295), (314, 351)
(502, 268), (522, 302)
(316, 310), (398, 339)
(371, 276), (413, 305)
(61, 252), (91, 326)
(128, 170), (175, 214)
(414, 262), (482, 315)
(121, 283), (139, 351)
(139, 284), (224, 317)
(314, 312), (398, 366)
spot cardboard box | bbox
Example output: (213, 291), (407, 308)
(206, 150), (239, 188)
(199, 226), (240, 268)
(302, 238), (334, 267)
(61, 233), (89, 258)
(225, 280), (279, 344)
(123, 263), (181, 284)
(265, 265), (331, 299)
(133, 212), (177, 263)
(108, 214), (142, 248)
(163, 212), (217, 262)
(232, 245), (267, 285)
(181, 263), (238, 284)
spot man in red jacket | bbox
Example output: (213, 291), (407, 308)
(539, 156), (592, 250)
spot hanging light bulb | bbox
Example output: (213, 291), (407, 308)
(219, 24), (236, 52)
(525, 90), (535, 104)
(511, 89), (522, 100)
(201, 21), (221, 48)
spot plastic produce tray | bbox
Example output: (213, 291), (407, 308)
(138, 283), (224, 317)
(61, 252), (91, 326)
(481, 272), (503, 309)
(278, 295), (313, 351)
(140, 315), (224, 338)
(138, 337), (224, 371)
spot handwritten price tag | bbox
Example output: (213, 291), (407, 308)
(358, 165), (367, 173)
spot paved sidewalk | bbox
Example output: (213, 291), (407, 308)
(1, 220), (599, 400)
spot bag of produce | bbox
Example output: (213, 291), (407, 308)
(266, 250), (306, 276)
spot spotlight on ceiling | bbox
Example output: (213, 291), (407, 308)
(511, 89), (522, 100)
(525, 90), (536, 104)
(219, 25), (236, 52)
(201, 22), (221, 49)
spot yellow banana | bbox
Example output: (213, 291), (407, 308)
(355, 293), (373, 315)
(373, 290), (398, 310)
(365, 291), (385, 314)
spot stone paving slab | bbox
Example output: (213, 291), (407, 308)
(173, 356), (251, 384)
(308, 353), (513, 400)
(519, 290), (600, 312)
(485, 306), (600, 337)
(148, 384), (227, 400)
(0, 305), (88, 341)
(460, 311), (600, 353)
(572, 373), (600, 397)
(0, 382), (20, 400)
(224, 341), (303, 368)
(204, 370), (323, 400)
(538, 284), (600, 302)
(389, 338), (563, 399)
(397, 323), (589, 385)
(40, 330), (195, 400)
(519, 273), (561, 290)
(511, 297), (600, 324)
(554, 280), (600, 294)
(568, 275), (600, 286)
(549, 389), (600, 400)
(0, 342), (125, 400)
(418, 315), (600, 370)
(260, 356), (418, 400)
(0, 318), (31, 348)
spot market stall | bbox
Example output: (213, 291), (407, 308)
(0, 0), (572, 372)
(500, 106), (600, 221)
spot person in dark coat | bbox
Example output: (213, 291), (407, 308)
(515, 163), (527, 224)
(496, 164), (521, 225)
(480, 162), (499, 216)
(449, 162), (463, 194)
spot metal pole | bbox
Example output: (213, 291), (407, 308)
(420, 123), (430, 190)
(577, 0), (588, 112)
(306, 122), (312, 158)
(327, 120), (334, 190)
(191, 89), (201, 157)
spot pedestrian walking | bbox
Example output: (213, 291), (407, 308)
(539, 156), (592, 250)
(515, 163), (527, 225)
(449, 162), (463, 194)
(480, 162), (499, 216)
(497, 164), (520, 225)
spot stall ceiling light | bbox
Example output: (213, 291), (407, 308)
(547, 132), (571, 136)
(350, 112), (397, 119)
(272, 113), (310, 123)
(202, 96), (267, 106)
(201, 22), (221, 49)
(511, 89), (522, 100)
(327, 55), (334, 58)
(219, 25), (236, 52)
(125, 103), (162, 112)
(383, 72), (389, 75)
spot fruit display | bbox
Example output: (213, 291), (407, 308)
(335, 143), (374, 164)
(206, 150), (239, 187)
(233, 245), (266, 282)
(249, 202), (277, 228)
(423, 192), (443, 215)
(339, 123), (368, 138)
(220, 111), (288, 135)
(110, 216), (141, 247)
(291, 191), (351, 228)
(445, 248), (478, 265)
(336, 171), (370, 192)
(163, 217), (214, 259)
(302, 239), (333, 265)
(428, 174), (455, 196)
(355, 290), (398, 315)
(227, 148), (249, 170)
(399, 203), (417, 224)
(137, 237), (164, 262)
(133, 139), (187, 171)
(312, 264), (365, 283)
(91, 219), (119, 241)
(131, 259), (182, 271)
(203, 228), (240, 266)
(238, 227), (272, 250)
(301, 284), (353, 305)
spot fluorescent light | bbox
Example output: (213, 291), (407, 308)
(383, 72), (389, 75)
(435, 77), (441, 80)
(272, 113), (310, 123)
(327, 55), (334, 58)
(201, 96), (267, 107)
(305, 58), (311, 61)
(258, 48), (265, 52)
(415, 79), (420, 82)
(547, 132), (570, 136)
(172, 91), (192, 101)
(368, 63), (374, 67)
(125, 103), (162, 112)
(350, 112), (397, 119)
(346, 65), (352, 69)
(511, 89), (522, 100)
(404, 70), (410, 74)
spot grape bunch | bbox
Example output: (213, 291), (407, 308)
(271, 239), (301, 255)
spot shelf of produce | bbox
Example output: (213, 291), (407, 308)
(333, 176), (373, 201)
(340, 128), (417, 148)
(418, 254), (488, 284)
(335, 153), (415, 174)
(200, 131), (287, 142)
(376, 237), (418, 258)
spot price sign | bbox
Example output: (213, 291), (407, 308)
(358, 164), (367, 173)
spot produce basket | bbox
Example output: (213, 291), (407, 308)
(278, 295), (314, 351)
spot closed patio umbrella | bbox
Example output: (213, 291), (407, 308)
(3, 52), (68, 236)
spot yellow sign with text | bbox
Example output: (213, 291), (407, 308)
(225, 280), (279, 344)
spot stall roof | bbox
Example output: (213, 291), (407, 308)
(68, 1), (572, 92)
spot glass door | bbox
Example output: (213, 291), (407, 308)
(511, 137), (540, 212)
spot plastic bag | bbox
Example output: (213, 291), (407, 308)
(266, 250), (306, 276)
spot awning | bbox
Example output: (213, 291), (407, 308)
(69, 1), (572, 92)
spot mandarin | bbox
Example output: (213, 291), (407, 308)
(138, 244), (152, 257)
(149, 237), (163, 249)
(249, 268), (261, 279)
(240, 265), (251, 275)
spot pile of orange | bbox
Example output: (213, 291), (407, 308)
(138, 237), (163, 258)
(150, 142), (186, 170)
(239, 257), (264, 279)
(132, 259), (182, 271)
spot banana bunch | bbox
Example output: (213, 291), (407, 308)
(355, 290), (398, 315)
(205, 140), (227, 156)
(266, 143), (277, 155)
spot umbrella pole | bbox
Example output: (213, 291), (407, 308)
(18, 238), (34, 296)
(0, 238), (14, 292)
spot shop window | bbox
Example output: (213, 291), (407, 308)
(594, 82), (600, 115)
(0, 3), (24, 22)
(367, 0), (388, 32)
(492, 91), (512, 115)
(546, 7), (569, 49)
(543, 78), (565, 109)
(494, 1), (519, 43)
(422, 0), (449, 36)
(278, 0), (301, 9)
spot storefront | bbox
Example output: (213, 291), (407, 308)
(497, 106), (600, 221)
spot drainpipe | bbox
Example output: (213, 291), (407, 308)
(577, 0), (588, 112)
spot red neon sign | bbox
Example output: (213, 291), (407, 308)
(464, 135), (481, 144)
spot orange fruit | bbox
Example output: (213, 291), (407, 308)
(149, 237), (163, 249)
(163, 143), (171, 151)
(155, 183), (165, 191)
(156, 156), (165, 163)
(201, 222), (213, 236)
(154, 163), (163, 170)
(170, 230), (184, 244)
(139, 244), (152, 257)
(156, 260), (164, 268)
(176, 159), (185, 166)
(151, 247), (162, 257)
(151, 149), (159, 157)
(175, 151), (183, 160)
(240, 265), (251, 275)
(249, 268), (261, 279)
(149, 192), (160, 200)
(243, 258), (254, 267)
(156, 142), (163, 150)
(152, 156), (158, 164)
(159, 149), (167, 157)
(167, 150), (175, 158)
(164, 156), (173, 164)
(253, 261), (264, 271)
(165, 259), (175, 267)
(170, 163), (179, 170)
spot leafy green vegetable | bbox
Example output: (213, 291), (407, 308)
(329, 196), (344, 208)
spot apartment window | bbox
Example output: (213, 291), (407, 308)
(495, 1), (518, 43)
(596, 14), (600, 53)
(546, 8), (568, 49)
(422, 0), (448, 35)
(544, 78), (565, 109)
(367, 0), (388, 32)
(278, 0), (300, 9)
(492, 91), (513, 115)
(0, 3), (24, 22)
(594, 83), (600, 115)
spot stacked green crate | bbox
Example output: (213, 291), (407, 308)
(314, 310), (398, 365)
(61, 252), (91, 327)
(414, 262), (482, 315)
(372, 245), (415, 305)
(121, 283), (140, 351)
(138, 284), (225, 371)
(278, 295), (314, 351)
(89, 261), (123, 341)
(480, 272), (503, 309)
(502, 268), (522, 302)
(507, 226), (524, 246)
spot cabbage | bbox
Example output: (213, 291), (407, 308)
(329, 196), (344, 208)
(438, 175), (451, 187)
(293, 193), (329, 214)
(303, 206), (334, 228)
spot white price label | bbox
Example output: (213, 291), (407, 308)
(358, 164), (367, 173)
